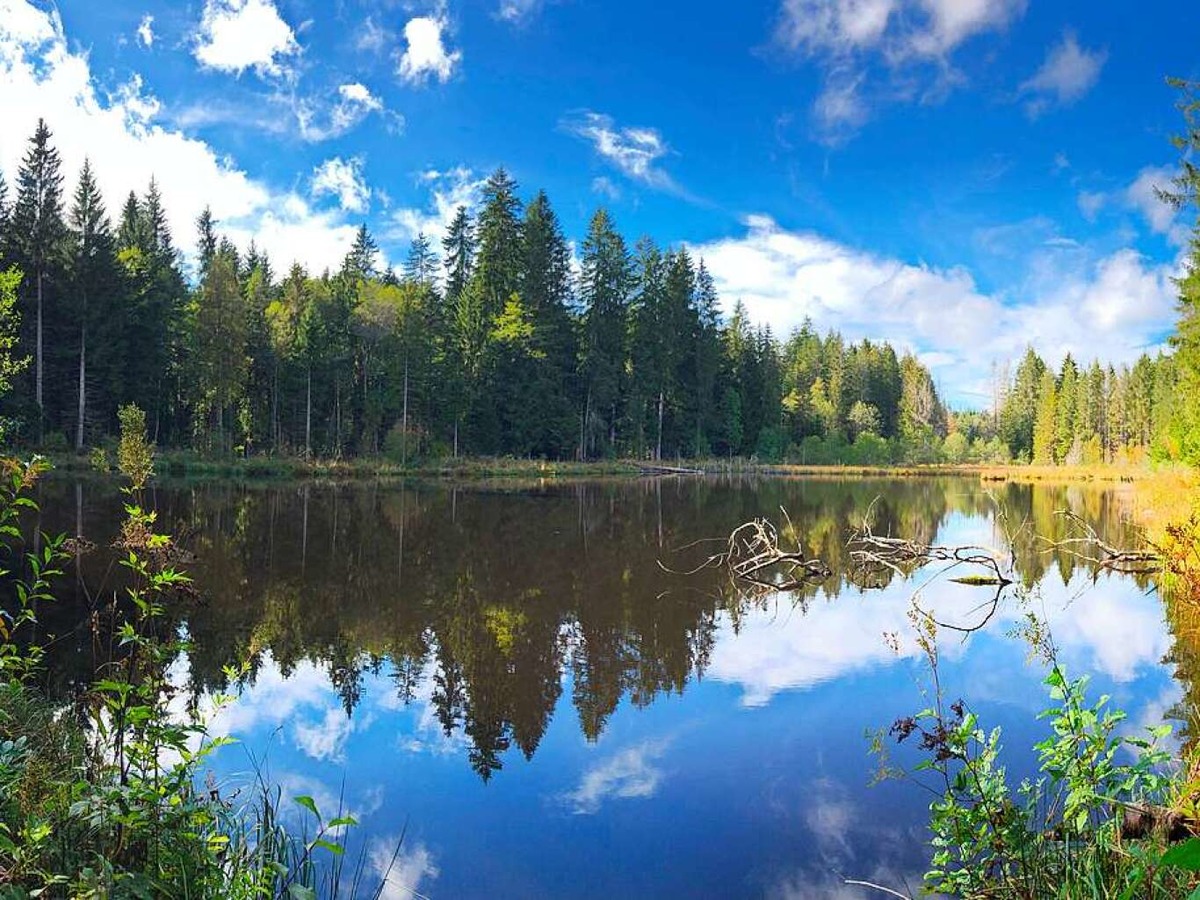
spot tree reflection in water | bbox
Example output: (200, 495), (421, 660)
(28, 475), (1162, 782)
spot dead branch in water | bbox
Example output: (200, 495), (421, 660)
(1040, 510), (1162, 578)
(848, 515), (1014, 634)
(849, 518), (1013, 589)
(660, 511), (831, 593)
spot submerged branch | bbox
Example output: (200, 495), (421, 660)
(659, 511), (831, 595)
(1041, 510), (1162, 578)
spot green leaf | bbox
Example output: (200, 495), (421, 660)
(293, 794), (319, 819)
(328, 815), (358, 828)
(1162, 838), (1200, 871)
(288, 886), (317, 900)
(312, 838), (344, 856)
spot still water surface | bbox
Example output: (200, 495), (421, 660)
(35, 475), (1182, 898)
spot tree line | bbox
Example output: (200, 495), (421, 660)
(0, 116), (1196, 465)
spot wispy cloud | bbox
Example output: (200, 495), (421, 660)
(357, 15), (391, 54)
(370, 838), (440, 900)
(774, 0), (1027, 143)
(498, 0), (544, 25)
(563, 111), (678, 191)
(562, 739), (671, 814)
(1020, 31), (1106, 118)
(193, 0), (300, 78)
(312, 156), (372, 214)
(136, 14), (154, 48)
(387, 167), (488, 245)
(1125, 165), (1178, 238)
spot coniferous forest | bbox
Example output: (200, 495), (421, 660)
(0, 118), (1194, 466)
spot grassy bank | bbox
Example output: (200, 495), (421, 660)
(44, 448), (1178, 485)
(0, 423), (389, 897)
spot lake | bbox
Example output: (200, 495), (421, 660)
(30, 475), (1184, 898)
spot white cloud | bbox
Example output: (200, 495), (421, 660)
(775, 0), (1026, 142)
(0, 2), (361, 275)
(498, 0), (543, 24)
(295, 82), (392, 142)
(1077, 190), (1105, 222)
(1126, 165), (1177, 237)
(564, 111), (676, 191)
(388, 167), (487, 246)
(591, 176), (621, 201)
(194, 0), (300, 77)
(293, 705), (355, 762)
(312, 156), (372, 214)
(1020, 32), (1106, 118)
(563, 739), (671, 814)
(136, 14), (154, 48)
(692, 215), (1175, 405)
(812, 68), (869, 141)
(397, 15), (460, 85)
(370, 839), (440, 900)
(357, 16), (391, 54)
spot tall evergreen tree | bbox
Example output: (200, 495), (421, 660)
(9, 119), (66, 441)
(403, 232), (439, 286)
(1032, 370), (1058, 465)
(578, 209), (630, 458)
(519, 191), (577, 455)
(442, 206), (475, 306)
(474, 169), (523, 319)
(67, 159), (117, 450)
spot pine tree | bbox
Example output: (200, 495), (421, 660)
(9, 119), (66, 441)
(999, 348), (1046, 462)
(1054, 355), (1078, 463)
(520, 191), (576, 455)
(442, 206), (475, 305)
(67, 159), (117, 450)
(474, 169), (523, 320)
(693, 260), (722, 453)
(191, 237), (248, 452)
(403, 232), (439, 286)
(578, 209), (630, 458)
(343, 224), (378, 282)
(1032, 370), (1058, 464)
(196, 206), (217, 277)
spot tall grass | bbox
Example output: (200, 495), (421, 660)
(0, 409), (399, 898)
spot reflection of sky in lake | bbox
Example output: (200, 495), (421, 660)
(195, 505), (1178, 899)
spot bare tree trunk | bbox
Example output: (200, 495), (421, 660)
(305, 366), (312, 459)
(271, 358), (279, 452)
(656, 391), (664, 462)
(76, 309), (86, 452)
(36, 269), (43, 443)
(402, 355), (409, 467)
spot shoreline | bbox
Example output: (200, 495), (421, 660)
(37, 451), (1178, 487)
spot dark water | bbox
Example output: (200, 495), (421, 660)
(30, 475), (1185, 898)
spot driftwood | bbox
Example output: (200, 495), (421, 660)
(848, 514), (1014, 634)
(639, 463), (704, 476)
(1041, 510), (1162, 578)
(661, 512), (830, 593)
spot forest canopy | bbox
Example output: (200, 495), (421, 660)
(0, 117), (1194, 466)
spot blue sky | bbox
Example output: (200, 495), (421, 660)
(1, 0), (1198, 403)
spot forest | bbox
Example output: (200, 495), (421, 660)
(0, 117), (1195, 466)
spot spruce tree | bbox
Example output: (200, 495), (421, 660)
(578, 209), (630, 457)
(67, 159), (117, 450)
(9, 118), (66, 441)
(442, 206), (475, 305)
(474, 168), (523, 320)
